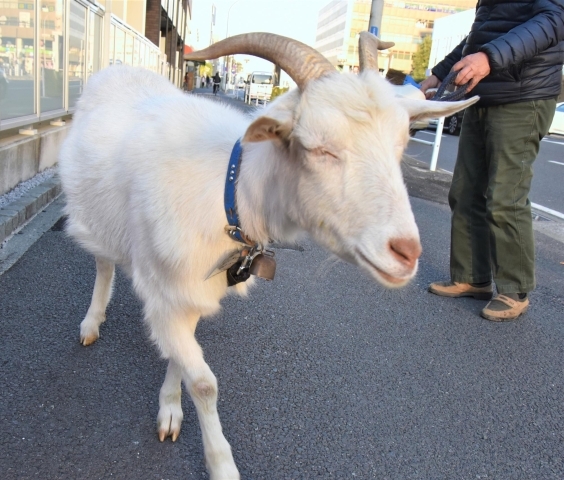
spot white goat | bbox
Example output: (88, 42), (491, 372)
(59, 33), (477, 479)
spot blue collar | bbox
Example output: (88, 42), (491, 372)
(224, 139), (252, 245)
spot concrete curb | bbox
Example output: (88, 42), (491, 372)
(0, 176), (62, 244)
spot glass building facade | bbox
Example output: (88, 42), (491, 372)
(0, 0), (165, 131)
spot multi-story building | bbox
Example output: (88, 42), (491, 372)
(427, 8), (474, 70)
(0, 0), (191, 131)
(315, 0), (475, 74)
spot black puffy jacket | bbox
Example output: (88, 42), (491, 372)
(432, 0), (564, 106)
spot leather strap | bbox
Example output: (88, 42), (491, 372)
(432, 69), (469, 102)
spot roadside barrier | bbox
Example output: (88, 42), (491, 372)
(410, 71), (468, 171)
(409, 116), (445, 171)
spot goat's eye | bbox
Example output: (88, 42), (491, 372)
(308, 147), (339, 160)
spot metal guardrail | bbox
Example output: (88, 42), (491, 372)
(409, 116), (445, 171)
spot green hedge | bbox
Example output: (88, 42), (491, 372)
(270, 86), (289, 101)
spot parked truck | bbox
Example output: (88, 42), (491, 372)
(244, 71), (274, 104)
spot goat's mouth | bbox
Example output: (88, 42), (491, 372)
(355, 248), (412, 286)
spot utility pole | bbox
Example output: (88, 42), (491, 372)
(224, 0), (243, 91)
(210, 4), (216, 46)
(369, 0), (390, 75)
(369, 0), (384, 36)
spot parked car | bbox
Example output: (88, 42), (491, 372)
(548, 102), (564, 135)
(428, 109), (464, 135)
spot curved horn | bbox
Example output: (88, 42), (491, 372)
(358, 31), (394, 72)
(184, 32), (335, 90)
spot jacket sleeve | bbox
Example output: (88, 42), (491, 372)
(479, 0), (564, 73)
(431, 38), (466, 81)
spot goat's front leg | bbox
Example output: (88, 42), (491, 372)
(157, 359), (184, 442)
(80, 256), (115, 345)
(154, 310), (239, 480)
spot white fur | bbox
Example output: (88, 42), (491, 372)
(59, 65), (477, 479)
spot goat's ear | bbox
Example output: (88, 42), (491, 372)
(243, 116), (292, 143)
(398, 95), (479, 122)
(243, 90), (299, 143)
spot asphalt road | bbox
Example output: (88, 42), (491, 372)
(1, 195), (563, 479)
(407, 128), (564, 217)
(1, 90), (563, 479)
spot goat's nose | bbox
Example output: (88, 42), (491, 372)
(389, 237), (422, 270)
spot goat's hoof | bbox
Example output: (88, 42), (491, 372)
(157, 404), (183, 442)
(80, 315), (104, 346)
(80, 324), (100, 346)
(80, 332), (99, 346)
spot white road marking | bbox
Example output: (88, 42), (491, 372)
(420, 164), (564, 220)
(531, 203), (564, 220)
(542, 138), (564, 145)
(548, 160), (564, 166)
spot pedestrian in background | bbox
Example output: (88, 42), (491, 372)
(421, 0), (564, 321)
(212, 72), (221, 95)
(183, 72), (190, 92)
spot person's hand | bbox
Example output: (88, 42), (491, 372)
(420, 75), (441, 99)
(452, 52), (490, 92)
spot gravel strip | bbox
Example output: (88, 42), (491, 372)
(0, 166), (58, 209)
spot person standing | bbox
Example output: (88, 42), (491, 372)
(420, 0), (564, 321)
(183, 72), (190, 92)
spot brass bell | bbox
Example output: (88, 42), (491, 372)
(249, 251), (276, 280)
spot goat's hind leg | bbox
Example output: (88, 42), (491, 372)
(80, 256), (115, 346)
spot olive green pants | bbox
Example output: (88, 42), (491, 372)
(448, 99), (556, 294)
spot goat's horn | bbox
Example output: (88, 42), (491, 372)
(358, 31), (394, 72)
(184, 32), (335, 90)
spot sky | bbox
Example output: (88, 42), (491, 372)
(189, 0), (329, 75)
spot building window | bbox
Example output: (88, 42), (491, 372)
(0, 1), (36, 120)
(114, 27), (125, 65)
(68, 0), (86, 108)
(393, 51), (412, 60)
(86, 10), (102, 81)
(124, 31), (133, 65)
(40, 0), (65, 114)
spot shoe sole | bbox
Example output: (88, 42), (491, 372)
(428, 287), (493, 300)
(481, 305), (529, 322)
